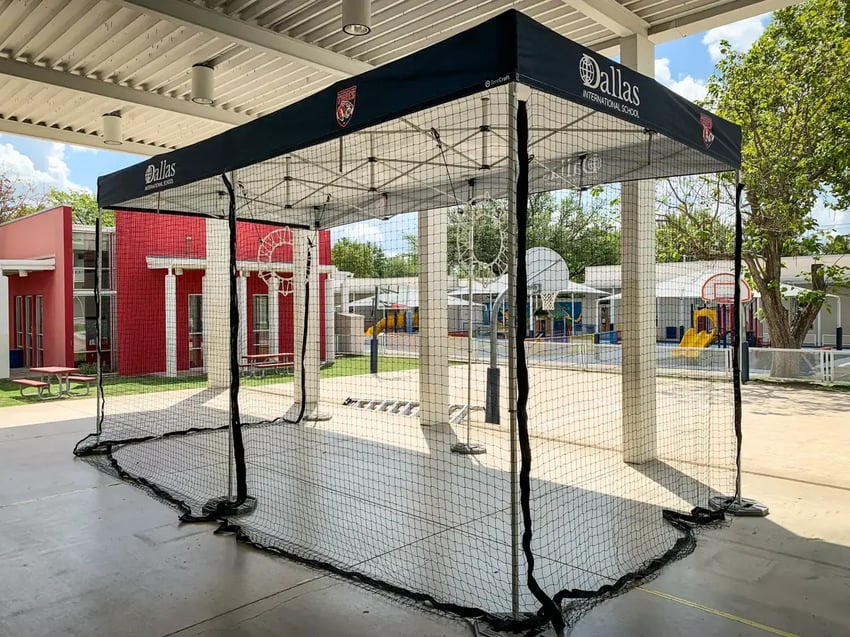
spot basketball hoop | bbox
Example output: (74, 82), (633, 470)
(539, 292), (558, 312)
(701, 272), (751, 304)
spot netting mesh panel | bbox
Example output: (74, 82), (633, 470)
(231, 88), (524, 616)
(525, 94), (737, 624)
(77, 82), (740, 633)
(73, 211), (237, 516)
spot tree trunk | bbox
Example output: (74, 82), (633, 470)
(746, 250), (827, 379)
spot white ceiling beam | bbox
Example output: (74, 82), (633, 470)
(113, 0), (372, 77)
(0, 116), (163, 156)
(0, 57), (251, 126)
(648, 0), (800, 42)
(565, 0), (649, 38)
(590, 0), (801, 54)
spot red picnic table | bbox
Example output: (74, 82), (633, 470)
(13, 366), (96, 399)
(240, 353), (294, 378)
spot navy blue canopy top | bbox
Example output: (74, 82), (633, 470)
(98, 10), (740, 228)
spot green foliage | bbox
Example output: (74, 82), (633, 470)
(46, 189), (114, 226)
(446, 192), (620, 281)
(0, 175), (45, 223)
(332, 234), (417, 278)
(707, 0), (850, 348)
(332, 238), (384, 277)
(526, 192), (620, 281)
(656, 176), (735, 262)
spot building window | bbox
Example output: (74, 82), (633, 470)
(188, 294), (203, 369)
(73, 295), (113, 372)
(35, 295), (44, 367)
(72, 229), (113, 291)
(14, 296), (23, 349)
(24, 296), (32, 367)
(253, 295), (269, 354)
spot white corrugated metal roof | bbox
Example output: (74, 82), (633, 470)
(0, 0), (798, 154)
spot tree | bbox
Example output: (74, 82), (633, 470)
(331, 238), (384, 277)
(46, 189), (114, 226)
(381, 235), (418, 277)
(526, 191), (620, 281)
(446, 191), (620, 281)
(656, 176), (736, 262)
(707, 0), (850, 356)
(0, 175), (45, 223)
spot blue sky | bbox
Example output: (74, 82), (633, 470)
(1, 13), (846, 245)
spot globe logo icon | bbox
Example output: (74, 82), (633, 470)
(582, 153), (602, 173)
(579, 54), (599, 88)
(144, 164), (155, 184)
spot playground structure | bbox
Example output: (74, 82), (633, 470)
(673, 308), (718, 358)
(365, 310), (419, 336)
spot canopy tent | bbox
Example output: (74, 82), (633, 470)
(601, 270), (738, 301)
(97, 10), (740, 225)
(450, 274), (607, 298)
(351, 290), (480, 308)
(85, 9), (743, 636)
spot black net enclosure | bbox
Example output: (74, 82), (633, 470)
(75, 10), (744, 635)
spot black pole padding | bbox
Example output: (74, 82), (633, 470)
(485, 367), (500, 424)
(837, 327), (843, 350)
(370, 338), (379, 374)
(741, 341), (750, 384)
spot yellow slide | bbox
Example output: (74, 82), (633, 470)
(365, 317), (387, 337)
(365, 311), (419, 336)
(672, 308), (717, 359)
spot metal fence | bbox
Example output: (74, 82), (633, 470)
(336, 334), (850, 387)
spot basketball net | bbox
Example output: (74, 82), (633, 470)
(539, 292), (558, 312)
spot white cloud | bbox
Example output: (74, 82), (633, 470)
(67, 144), (101, 154)
(703, 15), (768, 61)
(654, 58), (708, 102)
(332, 221), (384, 245)
(0, 141), (88, 194)
(811, 198), (850, 233)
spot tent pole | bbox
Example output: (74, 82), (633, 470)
(95, 207), (103, 436)
(507, 81), (520, 619)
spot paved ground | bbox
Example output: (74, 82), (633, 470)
(1, 381), (849, 636)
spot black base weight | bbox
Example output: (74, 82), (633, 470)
(451, 442), (487, 455)
(709, 495), (769, 517)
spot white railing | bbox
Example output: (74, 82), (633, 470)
(337, 333), (849, 386)
(747, 347), (848, 384)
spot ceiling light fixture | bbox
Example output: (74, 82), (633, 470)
(191, 63), (215, 105)
(342, 0), (371, 36)
(102, 112), (123, 145)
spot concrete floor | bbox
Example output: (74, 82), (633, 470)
(2, 384), (849, 637)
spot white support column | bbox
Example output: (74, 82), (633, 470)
(268, 277), (280, 354)
(206, 218), (231, 389)
(200, 275), (206, 372)
(325, 275), (336, 363)
(237, 271), (248, 361)
(339, 276), (350, 313)
(418, 208), (449, 425)
(164, 271), (177, 378)
(620, 33), (657, 464)
(0, 275), (9, 380)
(285, 229), (326, 421)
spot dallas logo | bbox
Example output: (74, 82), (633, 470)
(579, 53), (640, 107)
(700, 113), (715, 148)
(336, 85), (356, 128)
(144, 159), (176, 185)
